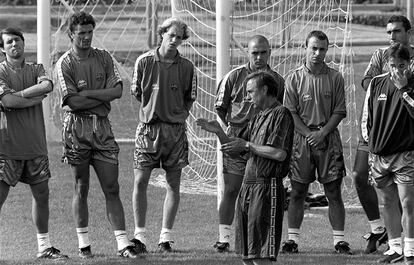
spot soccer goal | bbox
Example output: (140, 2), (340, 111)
(48, 0), (357, 205)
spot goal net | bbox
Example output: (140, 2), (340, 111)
(50, 0), (357, 204)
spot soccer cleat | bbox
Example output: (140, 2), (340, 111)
(406, 256), (414, 265)
(280, 240), (299, 253)
(363, 228), (388, 254)
(334, 241), (353, 255)
(118, 245), (139, 258)
(213, 242), (230, 253)
(157, 241), (173, 253)
(131, 238), (148, 255)
(377, 250), (404, 263)
(79, 245), (93, 259)
(37, 247), (69, 260)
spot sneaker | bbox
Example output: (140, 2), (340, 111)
(213, 242), (230, 253)
(131, 238), (148, 255)
(37, 247), (69, 260)
(157, 241), (173, 253)
(118, 245), (138, 259)
(377, 250), (404, 263)
(406, 256), (414, 265)
(79, 245), (93, 259)
(335, 241), (353, 255)
(280, 240), (298, 253)
(363, 228), (388, 254)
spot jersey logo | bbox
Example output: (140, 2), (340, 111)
(377, 93), (387, 101)
(302, 94), (312, 102)
(96, 73), (104, 81)
(77, 80), (87, 90)
(171, 84), (178, 91)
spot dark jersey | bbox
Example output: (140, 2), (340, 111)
(361, 73), (414, 155)
(238, 102), (294, 180)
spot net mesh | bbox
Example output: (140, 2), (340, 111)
(50, 0), (358, 205)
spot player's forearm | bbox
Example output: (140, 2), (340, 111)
(81, 86), (122, 102)
(1, 94), (43, 109)
(16, 80), (53, 98)
(292, 114), (311, 137)
(320, 113), (345, 137)
(248, 143), (287, 161)
(65, 96), (103, 110)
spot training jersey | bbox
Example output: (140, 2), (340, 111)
(0, 61), (50, 159)
(131, 48), (197, 124)
(283, 63), (347, 127)
(238, 102), (294, 181)
(56, 47), (122, 117)
(362, 45), (414, 88)
(215, 63), (285, 126)
(361, 73), (414, 156)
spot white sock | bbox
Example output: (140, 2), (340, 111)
(288, 228), (300, 243)
(76, 227), (90, 249)
(404, 237), (414, 257)
(219, 224), (231, 243)
(369, 219), (385, 234)
(333, 230), (345, 246)
(114, 230), (130, 251)
(37, 233), (52, 253)
(388, 237), (403, 255)
(159, 228), (173, 244)
(134, 227), (147, 245)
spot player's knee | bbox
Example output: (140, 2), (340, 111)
(352, 171), (369, 190)
(103, 185), (120, 200)
(289, 188), (307, 202)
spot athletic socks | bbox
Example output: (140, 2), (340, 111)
(288, 228), (300, 243)
(114, 230), (131, 251)
(134, 227), (147, 245)
(369, 219), (385, 234)
(389, 237), (403, 255)
(159, 228), (173, 243)
(37, 232), (52, 253)
(333, 230), (345, 246)
(219, 224), (231, 243)
(404, 237), (414, 257)
(76, 227), (90, 249)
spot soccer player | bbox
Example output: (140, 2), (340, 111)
(55, 12), (137, 259)
(214, 35), (284, 252)
(0, 28), (68, 260)
(361, 43), (414, 265)
(282, 30), (352, 254)
(197, 70), (294, 265)
(130, 17), (197, 253)
(356, 15), (414, 259)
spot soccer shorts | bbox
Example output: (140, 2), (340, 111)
(134, 121), (188, 171)
(62, 113), (119, 165)
(0, 156), (51, 187)
(289, 129), (345, 184)
(368, 150), (414, 188)
(222, 125), (247, 176)
(235, 178), (284, 261)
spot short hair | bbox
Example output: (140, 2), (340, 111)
(248, 35), (270, 49)
(0, 27), (24, 48)
(388, 15), (411, 31)
(157, 17), (190, 44)
(305, 30), (329, 47)
(244, 70), (279, 98)
(68, 11), (96, 38)
(388, 43), (410, 62)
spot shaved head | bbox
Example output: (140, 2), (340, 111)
(247, 35), (271, 71)
(248, 35), (270, 49)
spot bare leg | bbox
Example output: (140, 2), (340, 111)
(71, 163), (90, 228)
(323, 178), (345, 231)
(287, 180), (309, 230)
(376, 184), (402, 240)
(132, 168), (152, 228)
(0, 180), (10, 215)
(30, 180), (50, 233)
(162, 169), (182, 229)
(219, 173), (243, 225)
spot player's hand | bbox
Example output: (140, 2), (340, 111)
(306, 130), (327, 150)
(390, 68), (408, 89)
(196, 118), (221, 133)
(221, 138), (246, 155)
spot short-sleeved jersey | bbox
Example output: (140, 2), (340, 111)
(283, 63), (347, 127)
(131, 49), (197, 124)
(55, 47), (122, 117)
(361, 73), (414, 156)
(362, 46), (414, 88)
(0, 61), (51, 159)
(238, 102), (294, 180)
(215, 63), (285, 126)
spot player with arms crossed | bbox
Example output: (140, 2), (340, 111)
(56, 11), (138, 259)
(361, 43), (414, 265)
(214, 35), (284, 252)
(131, 17), (197, 253)
(0, 28), (68, 260)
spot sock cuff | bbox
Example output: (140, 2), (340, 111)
(76, 227), (89, 233)
(114, 230), (127, 237)
(161, 228), (172, 234)
(288, 228), (300, 234)
(134, 227), (146, 233)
